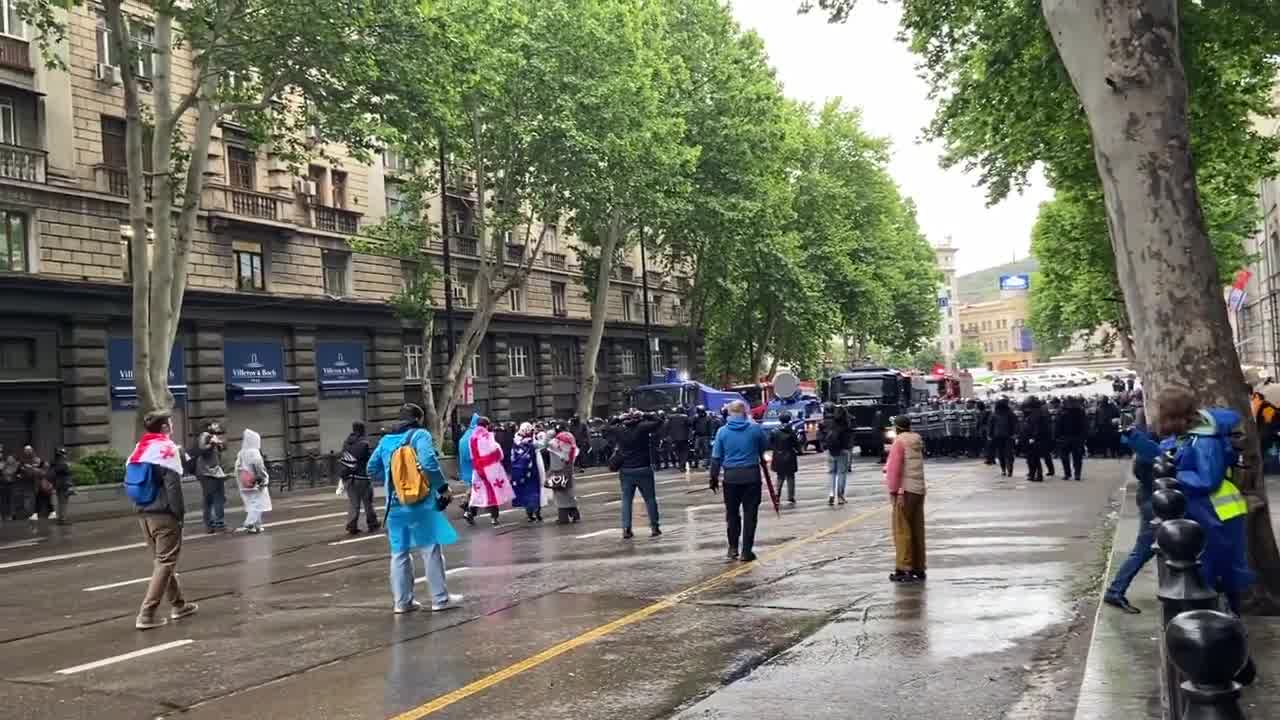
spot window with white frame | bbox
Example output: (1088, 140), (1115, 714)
(385, 181), (407, 217)
(620, 348), (637, 376)
(322, 250), (349, 296)
(621, 291), (634, 322)
(0, 97), (15, 145)
(1, 208), (28, 273)
(383, 148), (414, 175)
(508, 286), (525, 312)
(651, 348), (663, 374)
(551, 342), (574, 377)
(97, 17), (155, 78)
(648, 295), (662, 322)
(542, 224), (560, 252)
(508, 344), (529, 378)
(469, 349), (484, 380)
(2, 1), (27, 38)
(403, 344), (424, 381)
(451, 271), (476, 308)
(551, 282), (567, 316)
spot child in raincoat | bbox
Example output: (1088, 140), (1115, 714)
(234, 429), (272, 533)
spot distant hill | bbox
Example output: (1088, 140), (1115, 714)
(957, 257), (1040, 305)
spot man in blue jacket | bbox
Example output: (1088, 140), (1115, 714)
(368, 404), (462, 615)
(710, 400), (770, 562)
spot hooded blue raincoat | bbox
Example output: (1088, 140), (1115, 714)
(368, 421), (458, 553)
(457, 414), (480, 487)
(1159, 409), (1255, 597)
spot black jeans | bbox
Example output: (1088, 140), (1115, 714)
(994, 438), (1015, 475)
(0, 484), (11, 520)
(778, 472), (796, 502)
(673, 442), (689, 470)
(345, 477), (378, 531)
(199, 476), (226, 529)
(1025, 445), (1045, 481)
(724, 481), (762, 555)
(10, 481), (31, 519)
(1061, 440), (1085, 478)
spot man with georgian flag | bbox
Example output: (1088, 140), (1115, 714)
(126, 410), (200, 630)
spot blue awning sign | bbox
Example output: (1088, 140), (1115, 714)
(317, 342), (368, 396)
(108, 338), (187, 410)
(225, 341), (299, 401)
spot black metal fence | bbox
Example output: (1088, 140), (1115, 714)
(1150, 453), (1253, 719)
(263, 452), (345, 493)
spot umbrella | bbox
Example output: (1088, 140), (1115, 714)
(760, 460), (780, 517)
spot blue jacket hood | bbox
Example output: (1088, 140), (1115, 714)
(712, 416), (768, 469)
(725, 417), (753, 431)
(1191, 408), (1241, 436)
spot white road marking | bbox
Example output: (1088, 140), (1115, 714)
(414, 566), (469, 584)
(574, 529), (617, 539)
(499, 508), (524, 516)
(83, 576), (151, 592)
(307, 555), (362, 568)
(685, 504), (722, 513)
(657, 479), (687, 486)
(328, 532), (386, 546)
(56, 639), (194, 675)
(0, 511), (354, 571)
(578, 491), (612, 499)
(0, 539), (43, 551)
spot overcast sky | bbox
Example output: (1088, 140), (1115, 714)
(729, 0), (1053, 275)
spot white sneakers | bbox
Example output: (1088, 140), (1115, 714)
(431, 594), (464, 612)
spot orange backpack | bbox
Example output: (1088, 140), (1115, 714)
(390, 430), (430, 505)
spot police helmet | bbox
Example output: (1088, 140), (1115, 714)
(779, 411), (793, 423)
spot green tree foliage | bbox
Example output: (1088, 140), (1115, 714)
(955, 343), (985, 370)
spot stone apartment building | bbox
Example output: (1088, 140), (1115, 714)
(0, 4), (698, 460)
(958, 293), (1036, 371)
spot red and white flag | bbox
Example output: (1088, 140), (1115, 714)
(126, 432), (184, 476)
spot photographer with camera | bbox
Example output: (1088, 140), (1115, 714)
(614, 409), (664, 540)
(196, 421), (228, 533)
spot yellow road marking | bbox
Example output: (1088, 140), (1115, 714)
(389, 504), (889, 719)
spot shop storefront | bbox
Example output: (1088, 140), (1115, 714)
(223, 340), (299, 459)
(107, 338), (188, 453)
(316, 341), (368, 454)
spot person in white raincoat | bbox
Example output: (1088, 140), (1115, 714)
(234, 429), (272, 533)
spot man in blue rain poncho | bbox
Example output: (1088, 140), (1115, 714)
(368, 403), (463, 614)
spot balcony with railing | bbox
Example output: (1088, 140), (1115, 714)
(95, 165), (154, 199)
(203, 184), (289, 226)
(544, 252), (566, 271)
(311, 205), (361, 235)
(0, 143), (46, 183)
(0, 35), (33, 72)
(451, 235), (479, 256)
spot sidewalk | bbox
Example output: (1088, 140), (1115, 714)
(1074, 477), (1280, 718)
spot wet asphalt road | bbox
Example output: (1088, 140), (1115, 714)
(0, 453), (1126, 720)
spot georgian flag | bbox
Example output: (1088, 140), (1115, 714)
(126, 432), (185, 476)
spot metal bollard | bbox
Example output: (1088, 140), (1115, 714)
(1156, 517), (1220, 720)
(1166, 609), (1249, 720)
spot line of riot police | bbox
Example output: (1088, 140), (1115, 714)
(572, 407), (728, 471)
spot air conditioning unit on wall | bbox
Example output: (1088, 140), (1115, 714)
(96, 63), (122, 86)
(294, 178), (318, 197)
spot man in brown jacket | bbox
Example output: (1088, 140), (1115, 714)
(883, 415), (926, 583)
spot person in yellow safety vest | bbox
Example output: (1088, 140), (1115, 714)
(1154, 388), (1255, 615)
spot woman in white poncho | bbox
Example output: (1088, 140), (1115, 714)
(234, 429), (273, 533)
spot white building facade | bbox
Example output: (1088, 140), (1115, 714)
(933, 238), (961, 369)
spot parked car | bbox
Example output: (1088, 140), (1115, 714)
(1062, 368), (1098, 386)
(1101, 367), (1135, 381)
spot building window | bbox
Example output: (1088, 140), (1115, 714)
(383, 148), (414, 175)
(0, 337), (35, 370)
(622, 291), (634, 322)
(233, 239), (264, 290)
(648, 295), (661, 322)
(0, 209), (27, 273)
(97, 17), (154, 78)
(322, 251), (349, 296)
(385, 181), (407, 217)
(403, 344), (423, 381)
(551, 281), (567, 316)
(101, 116), (126, 168)
(469, 350), (484, 380)
(330, 170), (347, 209)
(543, 224), (560, 253)
(227, 144), (255, 189)
(621, 348), (637, 376)
(552, 343), (574, 377)
(446, 197), (473, 237)
(508, 286), (525, 313)
(508, 344), (529, 377)
(0, 97), (16, 145)
(2, 1), (28, 38)
(450, 271), (476, 308)
(651, 349), (663, 374)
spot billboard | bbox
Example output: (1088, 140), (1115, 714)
(999, 274), (1031, 292)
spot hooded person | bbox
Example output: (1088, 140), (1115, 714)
(546, 426), (580, 524)
(366, 403), (462, 614)
(511, 422), (546, 523)
(341, 421), (379, 535)
(466, 418), (515, 526)
(989, 398), (1016, 477)
(234, 429), (272, 533)
(768, 412), (802, 505)
(457, 413), (481, 517)
(709, 400), (770, 562)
